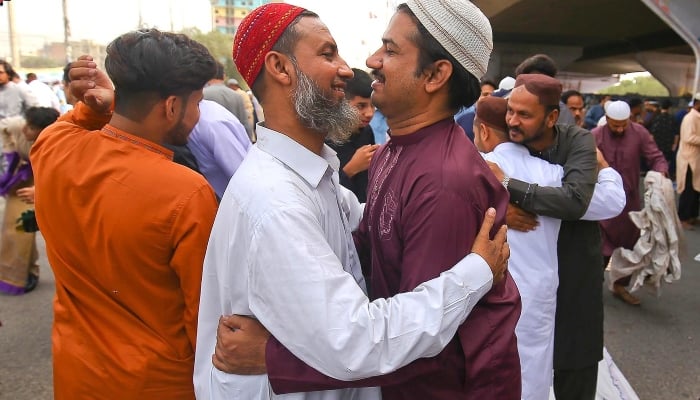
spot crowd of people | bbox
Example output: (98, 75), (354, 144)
(0, 0), (696, 399)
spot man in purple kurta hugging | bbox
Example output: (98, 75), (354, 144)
(207, 1), (521, 399)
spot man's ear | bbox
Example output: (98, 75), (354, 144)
(263, 51), (293, 86)
(163, 95), (179, 121)
(545, 108), (559, 128)
(424, 59), (453, 94)
(479, 123), (490, 142)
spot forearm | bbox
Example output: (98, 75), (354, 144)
(256, 251), (492, 382)
(581, 167), (626, 221)
(681, 129), (700, 146)
(507, 177), (594, 220)
(508, 130), (597, 219)
(266, 337), (449, 393)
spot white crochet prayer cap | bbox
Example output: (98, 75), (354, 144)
(498, 76), (516, 90)
(406, 0), (493, 79)
(605, 100), (631, 121)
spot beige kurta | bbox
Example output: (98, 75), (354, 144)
(0, 116), (38, 295)
(676, 108), (700, 193)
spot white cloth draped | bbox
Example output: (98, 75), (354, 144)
(608, 171), (683, 295)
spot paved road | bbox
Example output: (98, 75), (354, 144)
(1, 203), (699, 399)
(603, 226), (700, 400)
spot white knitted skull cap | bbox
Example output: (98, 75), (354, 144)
(605, 100), (631, 121)
(405, 0), (493, 79)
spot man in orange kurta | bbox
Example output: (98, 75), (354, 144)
(29, 30), (218, 399)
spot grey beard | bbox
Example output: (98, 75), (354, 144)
(292, 68), (358, 145)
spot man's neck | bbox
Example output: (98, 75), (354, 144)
(264, 118), (326, 156)
(386, 109), (454, 136)
(526, 127), (557, 153)
(109, 113), (164, 145)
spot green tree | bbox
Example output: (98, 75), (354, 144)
(180, 27), (247, 89)
(599, 76), (669, 97)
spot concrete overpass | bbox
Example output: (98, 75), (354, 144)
(472, 0), (700, 95)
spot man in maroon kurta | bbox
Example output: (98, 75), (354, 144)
(359, 120), (520, 399)
(592, 100), (668, 304)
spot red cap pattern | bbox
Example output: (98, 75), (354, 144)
(232, 3), (306, 87)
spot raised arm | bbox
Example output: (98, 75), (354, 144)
(52, 55), (116, 131)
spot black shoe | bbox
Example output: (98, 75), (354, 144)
(24, 274), (39, 293)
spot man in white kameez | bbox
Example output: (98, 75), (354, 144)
(475, 96), (625, 400)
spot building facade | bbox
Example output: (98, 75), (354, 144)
(211, 0), (279, 35)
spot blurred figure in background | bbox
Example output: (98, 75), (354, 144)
(677, 93), (700, 230)
(562, 89), (585, 127)
(25, 73), (61, 112)
(0, 60), (39, 119)
(0, 107), (59, 295)
(326, 67), (378, 203)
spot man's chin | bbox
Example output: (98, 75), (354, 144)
(509, 133), (523, 143)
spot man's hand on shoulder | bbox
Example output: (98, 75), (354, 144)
(471, 207), (509, 284)
(595, 148), (609, 171)
(506, 203), (538, 232)
(486, 161), (505, 182)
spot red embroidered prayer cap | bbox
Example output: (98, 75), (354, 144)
(232, 3), (306, 87)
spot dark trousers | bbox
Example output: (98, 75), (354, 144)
(678, 168), (700, 221)
(553, 363), (598, 400)
(664, 150), (677, 181)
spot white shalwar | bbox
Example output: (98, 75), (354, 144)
(194, 126), (495, 400)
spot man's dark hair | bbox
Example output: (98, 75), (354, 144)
(26, 72), (37, 82)
(213, 61), (225, 81)
(62, 62), (72, 84)
(561, 89), (583, 104)
(397, 4), (480, 112)
(626, 96), (644, 109)
(346, 68), (373, 99)
(0, 59), (16, 78)
(660, 98), (672, 110)
(480, 78), (497, 89)
(25, 107), (60, 130)
(515, 54), (558, 77)
(105, 28), (216, 121)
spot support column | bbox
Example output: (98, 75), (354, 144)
(636, 51), (696, 96)
(642, 0), (700, 94)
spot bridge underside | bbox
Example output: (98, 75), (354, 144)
(472, 0), (697, 95)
